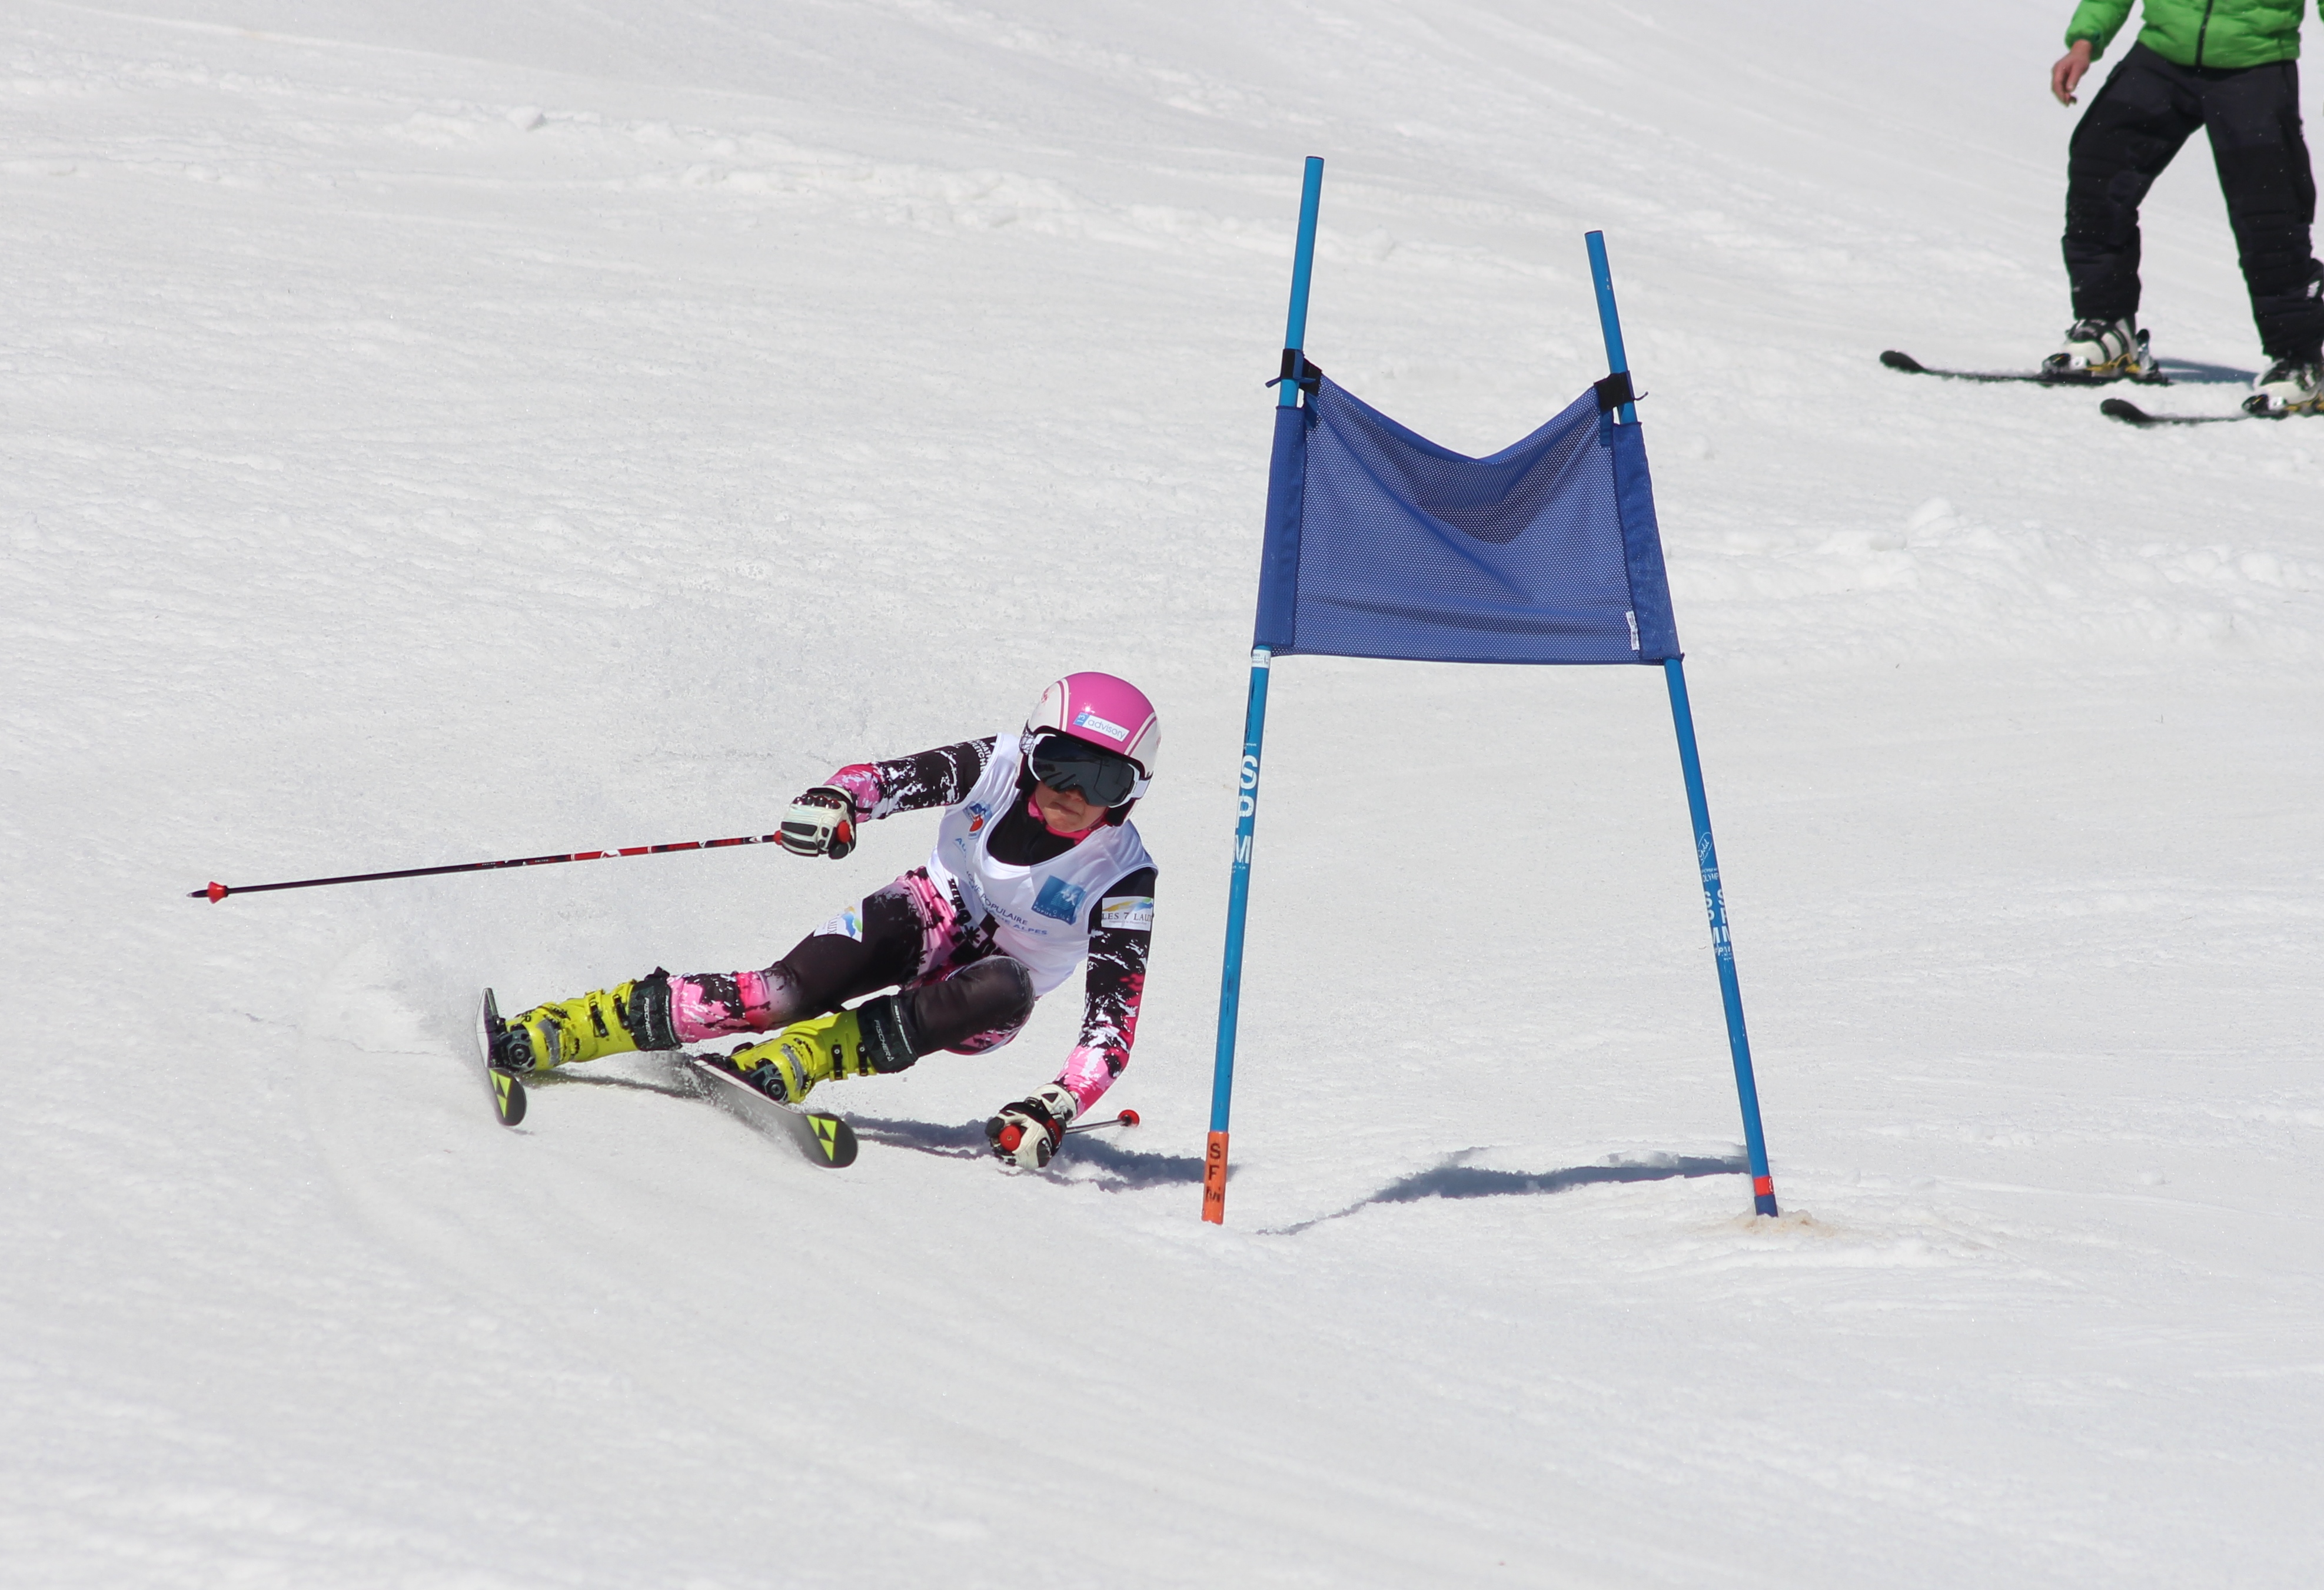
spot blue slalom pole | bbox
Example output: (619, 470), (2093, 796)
(1663, 662), (1778, 1215)
(1205, 649), (1272, 1222)
(1585, 230), (1779, 1217)
(1207, 157), (1322, 1224)
(1584, 231), (1639, 425)
(1277, 156), (1325, 410)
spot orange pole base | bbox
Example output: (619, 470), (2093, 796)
(1202, 1131), (1230, 1223)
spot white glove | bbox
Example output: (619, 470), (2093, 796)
(777, 786), (857, 859)
(985, 1082), (1079, 1169)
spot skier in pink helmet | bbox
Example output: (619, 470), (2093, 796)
(489, 673), (1161, 1169)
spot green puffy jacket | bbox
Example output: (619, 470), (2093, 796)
(2065, 0), (2307, 68)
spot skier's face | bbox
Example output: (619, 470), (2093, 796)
(1030, 780), (1106, 836)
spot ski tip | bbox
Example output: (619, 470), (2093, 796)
(2099, 397), (2156, 426)
(683, 1052), (859, 1167)
(477, 988), (524, 1126)
(1877, 350), (1925, 373)
(804, 1112), (859, 1168)
(491, 1067), (528, 1126)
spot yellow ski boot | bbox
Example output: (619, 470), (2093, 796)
(495, 973), (667, 1073)
(715, 997), (917, 1104)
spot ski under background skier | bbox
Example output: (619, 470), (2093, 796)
(2049, 0), (2324, 412)
(488, 672), (1161, 1170)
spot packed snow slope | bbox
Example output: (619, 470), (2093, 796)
(5, 2), (2321, 1585)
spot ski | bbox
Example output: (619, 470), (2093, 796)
(2100, 396), (2319, 427)
(683, 1051), (858, 1168)
(1879, 348), (2169, 386)
(2100, 397), (2257, 427)
(475, 989), (527, 1127)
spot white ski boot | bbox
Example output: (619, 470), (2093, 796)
(2244, 355), (2324, 416)
(2042, 316), (2154, 382)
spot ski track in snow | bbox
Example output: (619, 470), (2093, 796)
(4, 1), (2320, 1585)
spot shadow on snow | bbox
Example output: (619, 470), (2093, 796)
(528, 1069), (697, 1100)
(847, 1121), (1746, 1220)
(2155, 357), (2258, 386)
(1267, 1149), (1749, 1234)
(850, 1116), (989, 1160)
(849, 1116), (1209, 1189)
(524, 1074), (1746, 1219)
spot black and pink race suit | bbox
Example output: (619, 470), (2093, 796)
(661, 735), (1155, 1113)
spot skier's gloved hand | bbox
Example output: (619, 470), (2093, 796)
(777, 786), (857, 859)
(985, 1082), (1078, 1170)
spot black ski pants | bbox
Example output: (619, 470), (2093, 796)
(655, 869), (1036, 1057)
(767, 875), (1034, 1054)
(2065, 43), (2324, 360)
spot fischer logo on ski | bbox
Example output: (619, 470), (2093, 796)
(684, 1051), (860, 1168)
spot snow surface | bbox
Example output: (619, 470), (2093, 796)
(5, 1), (2322, 1584)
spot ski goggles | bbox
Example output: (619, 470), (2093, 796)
(1028, 734), (1141, 807)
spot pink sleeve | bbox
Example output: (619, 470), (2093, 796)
(823, 763), (884, 819)
(1056, 1044), (1118, 1114)
(1053, 918), (1148, 1114)
(826, 739), (993, 821)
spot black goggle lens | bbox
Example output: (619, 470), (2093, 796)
(1029, 738), (1139, 806)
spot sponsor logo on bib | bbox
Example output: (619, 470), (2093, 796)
(1099, 895), (1155, 931)
(1032, 877), (1088, 924)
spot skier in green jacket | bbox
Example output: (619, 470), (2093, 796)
(2050, 0), (2324, 413)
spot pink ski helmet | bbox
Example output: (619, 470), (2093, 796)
(1023, 672), (1159, 815)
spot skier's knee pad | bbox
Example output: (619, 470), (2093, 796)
(945, 1023), (1025, 1056)
(902, 957), (1035, 1055)
(944, 958), (1035, 1054)
(961, 956), (1036, 1027)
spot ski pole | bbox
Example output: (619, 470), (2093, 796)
(190, 830), (791, 903)
(1063, 1110), (1140, 1135)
